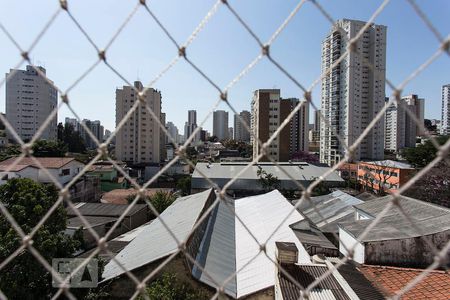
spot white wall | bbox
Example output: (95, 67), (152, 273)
(339, 227), (365, 264)
(0, 167), (39, 184)
(38, 161), (85, 185)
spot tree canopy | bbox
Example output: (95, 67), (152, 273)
(57, 122), (87, 153)
(0, 178), (81, 299)
(402, 136), (449, 168)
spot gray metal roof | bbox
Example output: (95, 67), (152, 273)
(192, 162), (344, 191)
(293, 190), (363, 233)
(102, 189), (214, 281)
(67, 216), (117, 229)
(290, 220), (337, 251)
(341, 195), (450, 241)
(67, 202), (147, 218)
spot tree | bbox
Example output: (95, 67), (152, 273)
(139, 272), (208, 300)
(176, 176), (191, 196)
(257, 168), (281, 191)
(404, 162), (450, 208)
(127, 191), (176, 215)
(0, 144), (21, 161)
(0, 178), (82, 299)
(402, 136), (449, 168)
(32, 140), (68, 157)
(58, 122), (87, 153)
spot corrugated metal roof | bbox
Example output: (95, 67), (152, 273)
(67, 216), (117, 229)
(67, 202), (147, 218)
(342, 195), (450, 241)
(192, 190), (311, 298)
(101, 189), (214, 281)
(293, 190), (363, 233)
(277, 264), (351, 300)
(290, 220), (338, 251)
(191, 162), (344, 191)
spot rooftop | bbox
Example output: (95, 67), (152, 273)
(101, 188), (173, 205)
(361, 160), (413, 169)
(340, 195), (450, 241)
(67, 216), (117, 229)
(0, 156), (80, 169)
(67, 202), (147, 218)
(360, 265), (450, 299)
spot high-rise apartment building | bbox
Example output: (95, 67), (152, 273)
(213, 110), (229, 140)
(385, 96), (423, 152)
(115, 81), (161, 164)
(234, 110), (251, 142)
(320, 19), (386, 166)
(6, 65), (58, 141)
(184, 110), (199, 143)
(402, 94), (424, 136)
(251, 89), (309, 162)
(166, 121), (179, 144)
(441, 84), (450, 135)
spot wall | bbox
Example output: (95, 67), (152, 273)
(38, 160), (85, 185)
(364, 230), (450, 268)
(338, 227), (365, 264)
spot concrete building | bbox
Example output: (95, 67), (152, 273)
(234, 110), (251, 142)
(213, 110), (229, 140)
(320, 19), (386, 166)
(65, 117), (81, 131)
(115, 81), (161, 164)
(441, 84), (450, 135)
(357, 160), (414, 194)
(6, 65), (58, 141)
(339, 195), (450, 268)
(385, 95), (424, 152)
(165, 121), (179, 144)
(184, 110), (199, 143)
(82, 119), (104, 148)
(251, 89), (309, 162)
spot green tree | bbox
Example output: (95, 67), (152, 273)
(127, 191), (176, 215)
(176, 176), (191, 196)
(402, 136), (449, 168)
(58, 122), (87, 153)
(0, 178), (82, 299)
(257, 168), (281, 191)
(32, 140), (68, 157)
(139, 272), (208, 300)
(0, 144), (21, 161)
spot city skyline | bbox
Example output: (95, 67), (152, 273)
(0, 1), (448, 134)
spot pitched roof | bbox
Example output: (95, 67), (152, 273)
(360, 265), (450, 299)
(67, 202), (147, 218)
(341, 195), (450, 241)
(0, 163), (38, 172)
(0, 156), (80, 169)
(101, 188), (173, 205)
(67, 216), (117, 229)
(362, 160), (413, 169)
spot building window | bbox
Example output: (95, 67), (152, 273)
(61, 169), (70, 176)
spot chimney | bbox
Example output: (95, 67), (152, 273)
(275, 241), (298, 265)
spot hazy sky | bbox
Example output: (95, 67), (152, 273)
(0, 0), (449, 133)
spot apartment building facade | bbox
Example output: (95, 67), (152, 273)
(115, 81), (161, 164)
(320, 19), (386, 166)
(234, 110), (251, 142)
(441, 84), (450, 135)
(213, 110), (229, 140)
(251, 89), (309, 162)
(6, 65), (58, 141)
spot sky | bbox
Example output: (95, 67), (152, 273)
(0, 0), (449, 134)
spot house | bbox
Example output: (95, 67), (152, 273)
(338, 195), (450, 268)
(66, 202), (148, 238)
(88, 164), (128, 192)
(337, 162), (358, 181)
(191, 162), (344, 196)
(0, 163), (39, 184)
(357, 160), (414, 194)
(0, 156), (85, 185)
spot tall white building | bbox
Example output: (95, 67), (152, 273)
(184, 110), (199, 143)
(385, 96), (423, 152)
(320, 19), (386, 166)
(166, 121), (179, 144)
(213, 110), (229, 140)
(115, 81), (161, 164)
(234, 110), (251, 142)
(6, 65), (58, 141)
(441, 84), (450, 135)
(251, 89), (309, 162)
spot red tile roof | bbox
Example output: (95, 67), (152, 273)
(0, 156), (79, 169)
(359, 265), (450, 300)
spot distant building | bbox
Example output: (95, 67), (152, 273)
(234, 110), (251, 142)
(6, 65), (58, 141)
(337, 162), (359, 181)
(191, 162), (343, 196)
(160, 112), (166, 161)
(320, 19), (386, 166)
(213, 110), (229, 140)
(185, 110), (199, 143)
(441, 84), (450, 135)
(82, 119), (104, 148)
(339, 195), (450, 268)
(227, 127), (233, 140)
(385, 95), (424, 152)
(357, 160), (414, 194)
(165, 121), (179, 144)
(65, 117), (81, 131)
(251, 89), (309, 162)
(115, 81), (161, 164)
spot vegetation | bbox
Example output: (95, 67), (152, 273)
(32, 140), (68, 157)
(257, 168), (281, 191)
(57, 122), (87, 153)
(0, 144), (21, 161)
(310, 177), (331, 196)
(0, 178), (82, 299)
(127, 191), (177, 215)
(176, 176), (191, 196)
(139, 272), (208, 300)
(402, 136), (449, 168)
